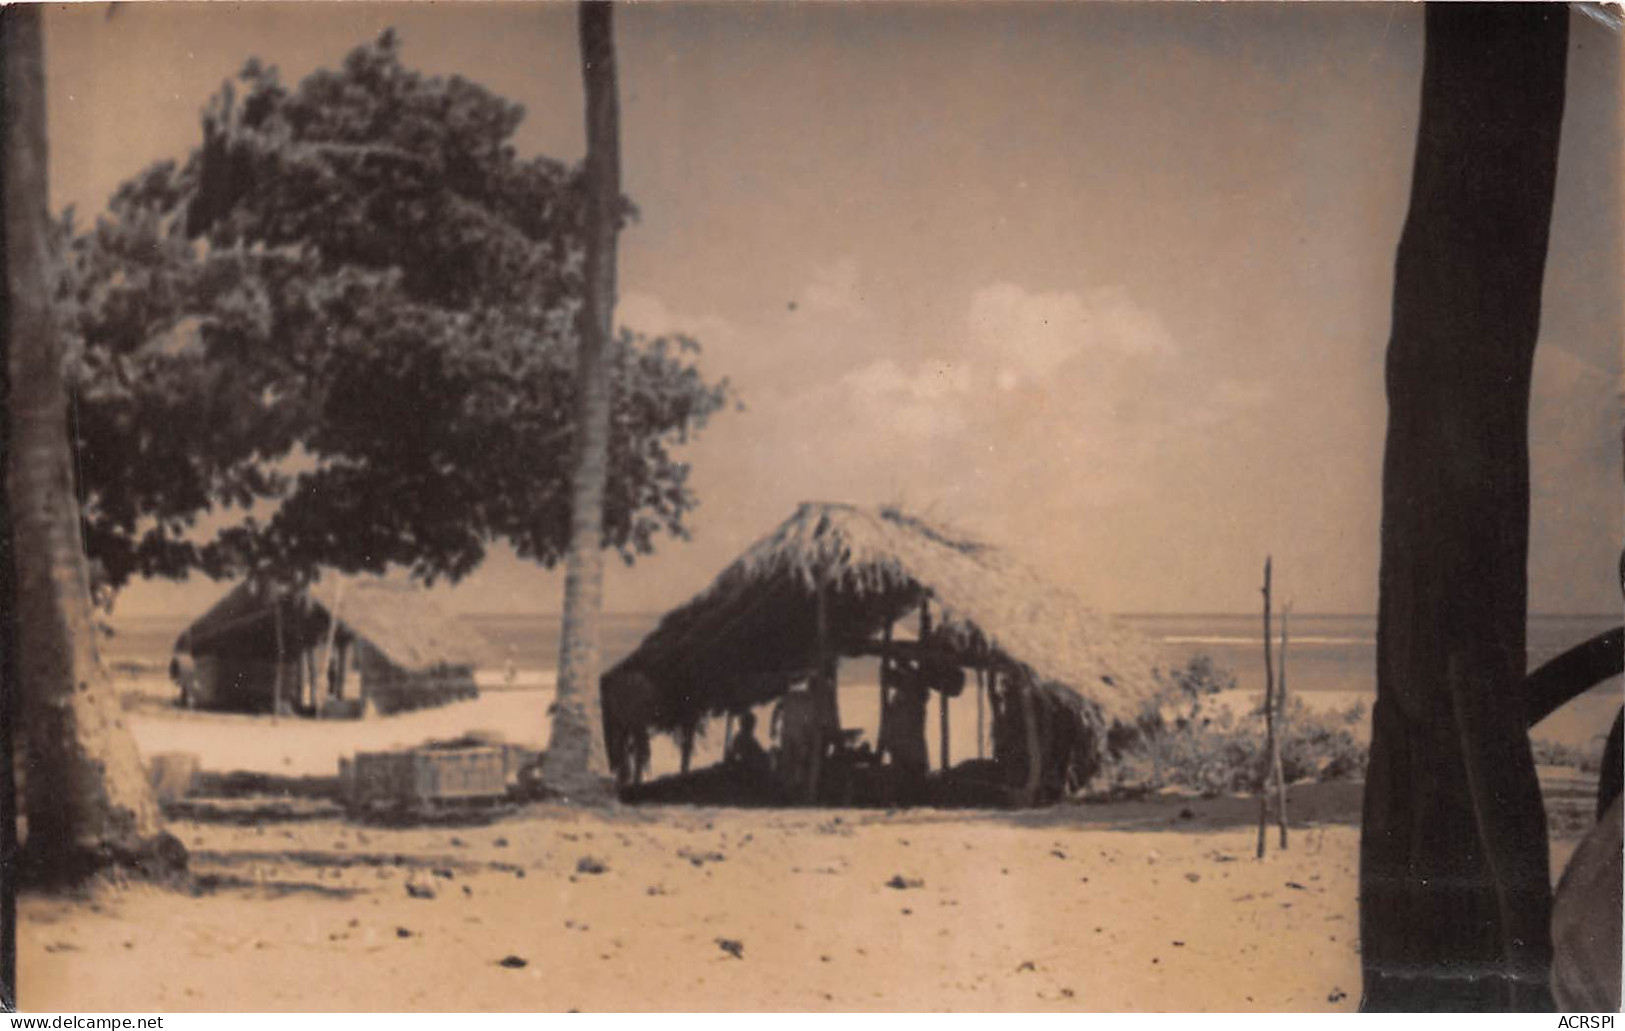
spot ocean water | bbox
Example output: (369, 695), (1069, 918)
(104, 607), (1621, 775)
(105, 608), (1619, 698)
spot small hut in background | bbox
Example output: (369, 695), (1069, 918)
(173, 573), (483, 717)
(606, 502), (1168, 805)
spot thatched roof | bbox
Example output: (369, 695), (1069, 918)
(178, 572), (483, 671)
(610, 502), (1168, 733)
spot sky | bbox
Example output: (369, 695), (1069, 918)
(42, 1), (1624, 619)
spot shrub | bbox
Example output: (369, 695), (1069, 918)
(1530, 737), (1592, 771)
(1124, 655), (1369, 797)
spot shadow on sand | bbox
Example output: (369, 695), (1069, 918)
(618, 760), (1370, 833)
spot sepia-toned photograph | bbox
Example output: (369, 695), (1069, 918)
(2, 0), (1621, 1014)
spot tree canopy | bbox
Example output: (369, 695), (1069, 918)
(57, 31), (733, 594)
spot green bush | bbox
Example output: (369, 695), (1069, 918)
(1123, 656), (1369, 797)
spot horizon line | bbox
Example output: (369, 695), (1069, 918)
(111, 608), (1623, 621)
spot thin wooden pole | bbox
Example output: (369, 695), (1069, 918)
(940, 682), (951, 772)
(723, 711), (734, 754)
(1257, 556), (1275, 859)
(976, 667), (986, 761)
(304, 641), (318, 715)
(988, 669), (999, 761)
(335, 640), (349, 702)
(272, 591), (285, 723)
(319, 579), (346, 706)
(880, 618), (893, 755)
(1021, 677), (1042, 806)
(815, 575), (839, 728)
(919, 598), (933, 772)
(1277, 604), (1291, 850)
(356, 642), (370, 717)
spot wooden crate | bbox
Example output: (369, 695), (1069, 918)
(416, 746), (507, 800)
(343, 746), (508, 809)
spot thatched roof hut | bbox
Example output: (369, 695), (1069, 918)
(609, 502), (1168, 785)
(175, 573), (484, 716)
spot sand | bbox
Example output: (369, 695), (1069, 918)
(22, 791), (1380, 1012)
(14, 678), (1600, 1012)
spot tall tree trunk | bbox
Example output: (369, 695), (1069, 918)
(3, 7), (179, 883)
(541, 0), (619, 796)
(1360, 4), (1567, 1011)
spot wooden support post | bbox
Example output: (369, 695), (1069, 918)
(879, 619), (893, 754)
(988, 669), (1000, 762)
(1257, 557), (1276, 860)
(335, 640), (349, 702)
(814, 575), (839, 729)
(356, 642), (370, 718)
(304, 644), (319, 715)
(816, 576), (827, 663)
(319, 579), (345, 706)
(1021, 676), (1042, 806)
(920, 599), (934, 772)
(272, 593), (285, 723)
(724, 711), (734, 755)
(976, 667), (986, 761)
(940, 683), (951, 772)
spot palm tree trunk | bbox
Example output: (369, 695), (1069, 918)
(1360, 3), (1567, 1011)
(541, 0), (619, 796)
(3, 6), (178, 882)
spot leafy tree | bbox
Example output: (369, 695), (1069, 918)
(57, 30), (732, 595)
(1155, 653), (1237, 727)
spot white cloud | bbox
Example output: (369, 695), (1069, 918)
(671, 279), (1276, 610)
(968, 282), (1177, 387)
(802, 256), (865, 316)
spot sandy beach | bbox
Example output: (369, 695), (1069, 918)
(15, 673), (1604, 1012)
(21, 791), (1375, 1012)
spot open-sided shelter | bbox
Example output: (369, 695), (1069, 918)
(606, 502), (1169, 802)
(173, 573), (484, 717)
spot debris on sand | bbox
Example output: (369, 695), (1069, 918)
(404, 879), (437, 900)
(1285, 881), (1308, 891)
(1016, 960), (1036, 973)
(1327, 987), (1347, 1003)
(432, 868), (455, 880)
(716, 938), (744, 959)
(679, 848), (726, 867)
(1184, 873), (1201, 883)
(576, 856), (608, 875)
(1050, 849), (1067, 859)
(885, 874), (923, 890)
(493, 837), (509, 848)
(497, 955), (528, 969)
(395, 927), (414, 939)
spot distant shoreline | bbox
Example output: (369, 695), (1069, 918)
(107, 609), (1621, 623)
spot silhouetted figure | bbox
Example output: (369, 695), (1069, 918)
(726, 710), (770, 781)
